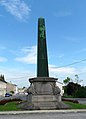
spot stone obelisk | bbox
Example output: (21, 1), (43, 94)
(23, 18), (69, 110)
(37, 18), (49, 77)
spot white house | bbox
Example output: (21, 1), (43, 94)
(0, 80), (7, 96)
(56, 81), (64, 96)
(6, 82), (18, 94)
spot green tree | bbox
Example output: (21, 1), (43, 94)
(66, 82), (81, 96)
(10, 91), (14, 94)
(63, 77), (71, 85)
(63, 75), (83, 97)
(75, 74), (83, 84)
(74, 86), (86, 98)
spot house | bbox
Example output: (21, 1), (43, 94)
(56, 81), (64, 96)
(6, 82), (18, 94)
(0, 74), (18, 96)
(0, 79), (7, 96)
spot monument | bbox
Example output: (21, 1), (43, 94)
(19, 18), (69, 110)
(37, 18), (49, 77)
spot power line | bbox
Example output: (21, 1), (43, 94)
(51, 58), (86, 68)
(57, 70), (86, 80)
(3, 58), (86, 80)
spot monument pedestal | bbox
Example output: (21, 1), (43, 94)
(26, 77), (68, 110)
(18, 18), (69, 110)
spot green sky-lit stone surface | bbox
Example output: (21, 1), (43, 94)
(37, 18), (49, 77)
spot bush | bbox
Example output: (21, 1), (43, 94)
(66, 82), (81, 96)
(0, 99), (21, 105)
(74, 86), (86, 98)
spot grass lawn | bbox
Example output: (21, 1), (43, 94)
(64, 101), (86, 109)
(0, 102), (21, 111)
(0, 101), (86, 111)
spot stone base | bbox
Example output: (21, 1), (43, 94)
(18, 94), (69, 110)
(26, 94), (68, 110)
(18, 77), (69, 110)
(28, 77), (61, 95)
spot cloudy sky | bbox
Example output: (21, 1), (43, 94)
(0, 0), (86, 87)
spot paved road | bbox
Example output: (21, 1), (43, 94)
(0, 94), (27, 101)
(0, 113), (86, 119)
(74, 98), (86, 104)
(63, 98), (86, 104)
(1, 95), (86, 105)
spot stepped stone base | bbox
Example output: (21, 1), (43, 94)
(26, 94), (68, 110)
(18, 77), (69, 110)
(18, 94), (69, 110)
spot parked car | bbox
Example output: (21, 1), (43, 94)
(5, 93), (12, 97)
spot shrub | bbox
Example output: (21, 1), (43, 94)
(74, 86), (86, 98)
(0, 99), (21, 105)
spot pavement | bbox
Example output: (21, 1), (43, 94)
(63, 98), (86, 104)
(0, 109), (86, 115)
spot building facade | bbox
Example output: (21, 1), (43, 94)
(0, 80), (7, 96)
(6, 82), (18, 94)
(56, 81), (64, 96)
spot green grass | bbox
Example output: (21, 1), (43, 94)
(0, 102), (21, 111)
(64, 101), (86, 109)
(62, 95), (74, 98)
(0, 101), (86, 111)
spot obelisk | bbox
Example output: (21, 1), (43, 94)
(24, 17), (69, 110)
(37, 18), (49, 77)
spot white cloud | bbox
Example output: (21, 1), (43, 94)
(0, 66), (34, 87)
(15, 45), (37, 64)
(49, 65), (77, 75)
(0, 0), (31, 21)
(54, 11), (72, 17)
(0, 56), (7, 62)
(49, 64), (78, 83)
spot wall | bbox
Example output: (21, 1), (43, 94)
(56, 81), (64, 96)
(0, 81), (6, 96)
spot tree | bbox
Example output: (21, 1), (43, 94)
(63, 77), (71, 85)
(63, 77), (72, 96)
(0, 74), (5, 81)
(75, 74), (83, 84)
(75, 74), (79, 83)
(10, 90), (14, 94)
(74, 86), (86, 98)
(66, 82), (81, 96)
(63, 75), (83, 96)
